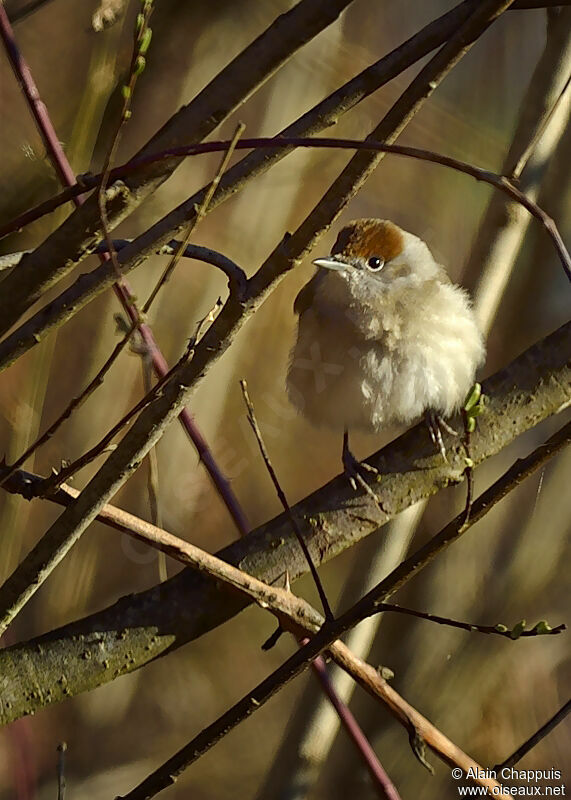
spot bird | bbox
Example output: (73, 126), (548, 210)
(286, 218), (485, 496)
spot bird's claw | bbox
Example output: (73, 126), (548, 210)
(342, 444), (380, 505)
(426, 412), (458, 463)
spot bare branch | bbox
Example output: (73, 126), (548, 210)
(0, 0), (355, 333)
(240, 379), (333, 620)
(2, 128), (569, 375)
(0, 320), (569, 716)
(493, 699), (571, 772)
(374, 604), (565, 638)
(0, 0), (519, 640)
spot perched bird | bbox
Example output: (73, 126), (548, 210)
(287, 218), (485, 494)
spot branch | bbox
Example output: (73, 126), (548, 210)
(375, 604), (565, 638)
(0, 6), (250, 538)
(240, 379), (333, 620)
(0, 0), (517, 638)
(0, 0), (355, 334)
(492, 699), (571, 772)
(0, 320), (569, 722)
(2, 130), (569, 375)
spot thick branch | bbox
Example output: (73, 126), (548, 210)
(0, 320), (569, 725)
(0, 0), (515, 636)
(0, 0), (354, 334)
(0, 0), (485, 242)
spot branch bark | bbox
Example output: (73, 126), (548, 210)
(0, 0), (354, 334)
(0, 0), (517, 639)
(0, 319), (569, 725)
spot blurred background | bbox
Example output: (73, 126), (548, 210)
(0, 1), (569, 798)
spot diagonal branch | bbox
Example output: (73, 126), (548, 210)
(1, 134), (568, 374)
(118, 414), (570, 800)
(0, 319), (569, 723)
(0, 0), (518, 638)
(492, 699), (571, 772)
(0, 0), (483, 242)
(5, 424), (567, 800)
(0, 0), (355, 334)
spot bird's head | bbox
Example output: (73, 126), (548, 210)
(313, 218), (441, 289)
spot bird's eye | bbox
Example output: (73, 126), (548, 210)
(367, 256), (384, 271)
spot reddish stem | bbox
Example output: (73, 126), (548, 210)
(306, 641), (402, 800)
(0, 7), (249, 536)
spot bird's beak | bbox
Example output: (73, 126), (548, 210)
(312, 257), (348, 271)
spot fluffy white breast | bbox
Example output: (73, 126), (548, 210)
(287, 228), (485, 433)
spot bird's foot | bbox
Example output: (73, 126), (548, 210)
(426, 411), (458, 463)
(342, 438), (380, 504)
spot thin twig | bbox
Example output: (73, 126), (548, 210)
(97, 3), (154, 288)
(5, 136), (568, 282)
(462, 408), (475, 528)
(306, 643), (402, 800)
(94, 239), (247, 296)
(116, 419), (568, 800)
(134, 327), (167, 583)
(56, 742), (67, 800)
(492, 699), (571, 772)
(0, 245), (243, 492)
(143, 122), (246, 313)
(374, 603), (565, 638)
(240, 380), (333, 621)
(0, 2), (249, 538)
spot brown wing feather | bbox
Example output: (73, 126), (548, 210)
(293, 272), (322, 316)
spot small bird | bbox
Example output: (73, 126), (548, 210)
(287, 218), (485, 494)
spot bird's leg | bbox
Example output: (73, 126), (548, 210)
(425, 411), (458, 463)
(342, 430), (379, 502)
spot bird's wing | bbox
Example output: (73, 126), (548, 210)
(293, 271), (322, 316)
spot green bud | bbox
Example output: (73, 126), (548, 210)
(139, 28), (152, 55)
(510, 620), (526, 640)
(464, 382), (482, 412)
(134, 55), (146, 76)
(532, 620), (552, 635)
